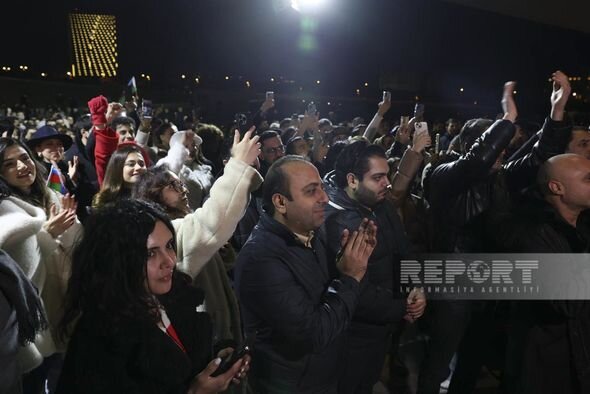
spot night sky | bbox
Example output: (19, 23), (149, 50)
(3, 0), (590, 117)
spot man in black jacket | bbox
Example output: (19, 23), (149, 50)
(323, 141), (426, 393)
(494, 153), (590, 394)
(235, 155), (376, 393)
(421, 72), (572, 394)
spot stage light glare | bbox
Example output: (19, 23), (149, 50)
(291, 0), (326, 13)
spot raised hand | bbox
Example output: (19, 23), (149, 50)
(501, 81), (517, 123)
(377, 99), (391, 117)
(337, 219), (378, 282)
(43, 194), (77, 238)
(106, 102), (124, 125)
(231, 126), (261, 166)
(411, 126), (432, 153)
(299, 111), (319, 134)
(68, 156), (79, 183)
(396, 124), (411, 146)
(87, 95), (108, 126)
(124, 98), (138, 114)
(260, 96), (275, 113)
(550, 70), (571, 121)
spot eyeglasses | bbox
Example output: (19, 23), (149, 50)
(263, 145), (285, 155)
(167, 179), (187, 193)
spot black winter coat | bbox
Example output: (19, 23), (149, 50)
(235, 213), (360, 393)
(323, 188), (409, 336)
(494, 201), (590, 394)
(56, 280), (212, 394)
(423, 118), (569, 253)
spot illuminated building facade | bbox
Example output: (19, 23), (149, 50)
(69, 13), (117, 78)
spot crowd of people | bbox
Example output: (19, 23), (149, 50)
(0, 69), (589, 394)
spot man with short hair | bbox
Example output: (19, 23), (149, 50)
(439, 118), (461, 152)
(235, 155), (377, 393)
(565, 125), (590, 159)
(324, 140), (426, 393)
(111, 116), (136, 144)
(258, 130), (285, 176)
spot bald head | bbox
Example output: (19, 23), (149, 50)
(538, 154), (588, 191)
(537, 154), (590, 219)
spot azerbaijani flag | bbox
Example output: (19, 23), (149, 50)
(128, 76), (138, 96)
(46, 164), (67, 194)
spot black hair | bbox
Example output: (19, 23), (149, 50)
(151, 122), (174, 148)
(59, 199), (178, 339)
(322, 140), (349, 174)
(259, 130), (281, 146)
(0, 138), (51, 211)
(73, 114), (92, 136)
(111, 116), (136, 132)
(132, 165), (189, 219)
(279, 118), (293, 130)
(93, 144), (145, 208)
(456, 119), (494, 154)
(333, 140), (386, 188)
(262, 155), (308, 215)
(568, 125), (590, 145)
(285, 136), (306, 155)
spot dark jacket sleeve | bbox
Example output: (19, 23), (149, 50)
(238, 249), (360, 353)
(503, 117), (570, 192)
(324, 212), (407, 325)
(429, 119), (515, 197)
(56, 334), (144, 394)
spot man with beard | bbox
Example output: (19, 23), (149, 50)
(421, 72), (571, 394)
(323, 141), (426, 393)
(235, 155), (377, 393)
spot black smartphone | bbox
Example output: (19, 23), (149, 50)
(142, 99), (153, 119)
(414, 103), (424, 121)
(211, 343), (251, 377)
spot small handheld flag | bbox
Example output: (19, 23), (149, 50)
(46, 164), (68, 195)
(128, 76), (138, 96)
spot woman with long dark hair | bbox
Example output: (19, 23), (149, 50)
(57, 200), (248, 393)
(92, 143), (147, 208)
(0, 137), (80, 392)
(132, 128), (263, 342)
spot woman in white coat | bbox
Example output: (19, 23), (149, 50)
(134, 128), (263, 342)
(0, 138), (82, 392)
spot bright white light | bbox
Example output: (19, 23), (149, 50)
(291, 0), (327, 13)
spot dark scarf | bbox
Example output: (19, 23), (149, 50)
(0, 249), (47, 345)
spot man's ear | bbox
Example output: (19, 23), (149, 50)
(346, 173), (359, 191)
(272, 193), (287, 214)
(548, 180), (563, 195)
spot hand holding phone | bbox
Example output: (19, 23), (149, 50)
(414, 121), (429, 134)
(412, 122), (431, 153)
(211, 343), (251, 377)
(261, 92), (275, 113)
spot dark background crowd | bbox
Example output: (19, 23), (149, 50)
(1, 1), (590, 394)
